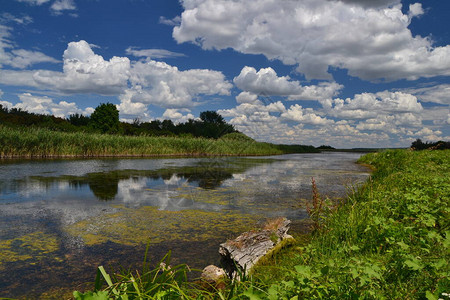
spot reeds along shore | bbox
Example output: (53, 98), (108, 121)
(0, 126), (316, 158)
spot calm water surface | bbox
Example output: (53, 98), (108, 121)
(0, 152), (370, 298)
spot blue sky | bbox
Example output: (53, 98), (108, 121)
(0, 0), (449, 148)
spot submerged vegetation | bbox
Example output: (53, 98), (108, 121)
(74, 149), (449, 299)
(0, 231), (60, 270)
(66, 206), (260, 247)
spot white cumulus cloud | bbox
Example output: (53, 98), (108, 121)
(0, 40), (233, 110)
(326, 91), (423, 119)
(162, 108), (195, 123)
(281, 104), (333, 125)
(2, 93), (92, 118)
(402, 84), (450, 105)
(173, 0), (450, 81)
(234, 66), (342, 100)
(124, 59), (232, 108)
(330, 0), (400, 8)
(33, 40), (131, 94)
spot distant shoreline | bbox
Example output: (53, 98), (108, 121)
(0, 126), (319, 159)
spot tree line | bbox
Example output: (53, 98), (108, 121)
(0, 103), (236, 139)
(410, 138), (449, 150)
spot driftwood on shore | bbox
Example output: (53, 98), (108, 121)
(217, 217), (292, 278)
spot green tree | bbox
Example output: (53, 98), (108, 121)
(198, 111), (234, 139)
(200, 111), (225, 124)
(68, 113), (90, 126)
(90, 103), (120, 134)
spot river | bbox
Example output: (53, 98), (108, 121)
(0, 152), (370, 298)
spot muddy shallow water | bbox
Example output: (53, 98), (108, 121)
(0, 152), (370, 298)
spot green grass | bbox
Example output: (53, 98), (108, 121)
(70, 149), (449, 299)
(252, 149), (449, 299)
(0, 126), (299, 158)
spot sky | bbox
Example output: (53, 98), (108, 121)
(0, 0), (449, 148)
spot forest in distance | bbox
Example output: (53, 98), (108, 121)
(0, 102), (236, 139)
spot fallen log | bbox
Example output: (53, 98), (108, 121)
(218, 217), (292, 278)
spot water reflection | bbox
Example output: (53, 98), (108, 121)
(1, 159), (262, 202)
(0, 152), (370, 298)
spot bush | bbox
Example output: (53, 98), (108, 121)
(89, 103), (121, 134)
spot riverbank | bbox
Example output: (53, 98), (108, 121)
(0, 126), (317, 158)
(73, 149), (449, 299)
(251, 149), (449, 299)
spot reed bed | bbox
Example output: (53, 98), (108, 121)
(0, 126), (283, 158)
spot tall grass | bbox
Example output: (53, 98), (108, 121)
(252, 149), (449, 299)
(0, 126), (286, 158)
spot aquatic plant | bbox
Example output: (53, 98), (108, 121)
(0, 231), (60, 268)
(65, 206), (260, 247)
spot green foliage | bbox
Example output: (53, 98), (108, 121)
(69, 113), (90, 126)
(253, 149), (449, 299)
(75, 246), (269, 300)
(90, 103), (121, 134)
(0, 105), (314, 154)
(73, 290), (109, 300)
(307, 177), (336, 232)
(74, 248), (193, 299)
(0, 104), (83, 132)
(197, 111), (234, 139)
(0, 126), (287, 158)
(220, 132), (255, 142)
(411, 138), (449, 150)
(316, 145), (335, 150)
(200, 111), (225, 124)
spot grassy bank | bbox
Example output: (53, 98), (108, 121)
(0, 126), (317, 158)
(72, 149), (448, 299)
(252, 149), (449, 299)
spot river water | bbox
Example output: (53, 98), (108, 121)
(0, 152), (370, 298)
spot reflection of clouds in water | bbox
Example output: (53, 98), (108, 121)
(0, 153), (370, 251)
(164, 174), (188, 186)
(116, 175), (220, 211)
(58, 181), (70, 190)
(221, 154), (369, 202)
(228, 173), (247, 183)
(117, 176), (176, 210)
(17, 180), (47, 198)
